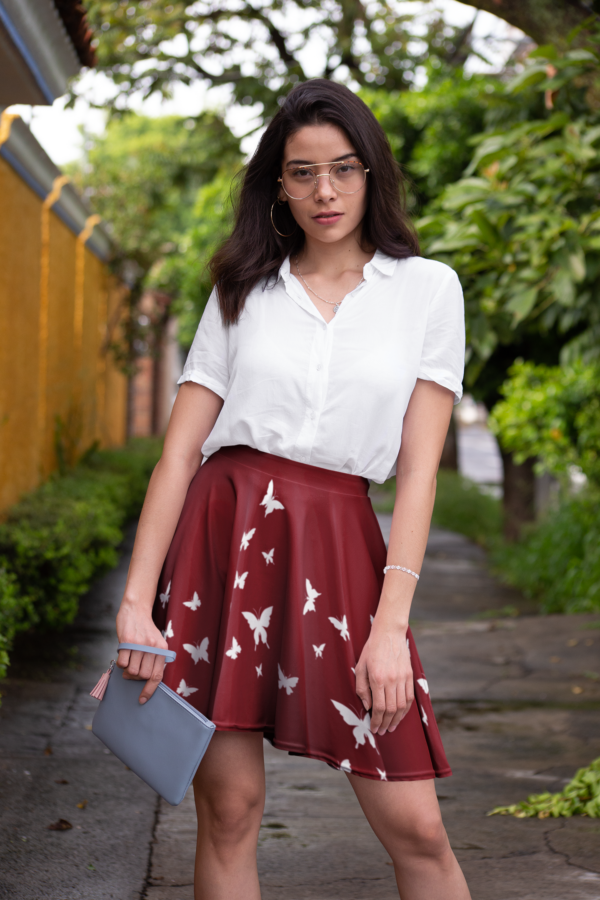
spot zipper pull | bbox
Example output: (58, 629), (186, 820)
(90, 660), (115, 701)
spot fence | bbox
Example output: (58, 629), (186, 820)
(0, 114), (127, 513)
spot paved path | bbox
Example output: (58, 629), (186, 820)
(1, 519), (599, 899)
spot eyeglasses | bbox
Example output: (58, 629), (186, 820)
(278, 159), (369, 200)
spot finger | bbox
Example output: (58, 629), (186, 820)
(355, 665), (372, 712)
(370, 682), (386, 732)
(137, 652), (157, 681)
(378, 683), (399, 734)
(116, 649), (131, 670)
(125, 649), (144, 677)
(389, 682), (409, 732)
(138, 654), (166, 705)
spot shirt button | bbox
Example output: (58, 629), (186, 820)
(316, 364), (321, 371)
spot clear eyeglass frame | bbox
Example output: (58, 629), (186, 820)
(278, 159), (370, 200)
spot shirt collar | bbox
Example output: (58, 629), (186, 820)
(277, 255), (291, 283)
(277, 250), (397, 283)
(363, 250), (398, 279)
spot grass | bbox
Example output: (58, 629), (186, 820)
(370, 469), (502, 547)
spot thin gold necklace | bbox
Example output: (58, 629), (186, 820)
(294, 257), (365, 315)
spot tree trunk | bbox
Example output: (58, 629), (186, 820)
(454, 0), (595, 48)
(439, 414), (458, 471)
(501, 451), (536, 542)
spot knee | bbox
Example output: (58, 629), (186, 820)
(200, 786), (263, 849)
(397, 811), (450, 862)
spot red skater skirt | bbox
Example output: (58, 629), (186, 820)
(152, 445), (451, 782)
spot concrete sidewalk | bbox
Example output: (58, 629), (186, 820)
(1, 520), (599, 899)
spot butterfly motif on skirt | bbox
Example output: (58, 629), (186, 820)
(331, 700), (378, 750)
(242, 607), (273, 648)
(226, 637), (242, 659)
(183, 638), (209, 664)
(234, 571), (248, 589)
(329, 615), (350, 641)
(183, 591), (201, 611)
(260, 480), (285, 516)
(240, 529), (256, 550)
(177, 679), (198, 698)
(278, 663), (298, 695)
(304, 579), (321, 615)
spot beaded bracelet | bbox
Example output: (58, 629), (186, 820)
(383, 565), (420, 581)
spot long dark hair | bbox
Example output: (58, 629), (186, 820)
(211, 79), (420, 324)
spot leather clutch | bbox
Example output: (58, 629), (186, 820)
(91, 642), (215, 806)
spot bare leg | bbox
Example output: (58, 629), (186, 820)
(193, 731), (265, 900)
(348, 775), (471, 900)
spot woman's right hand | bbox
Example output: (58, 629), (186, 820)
(116, 599), (169, 704)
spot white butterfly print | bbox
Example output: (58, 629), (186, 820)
(376, 768), (388, 781)
(159, 581), (171, 609)
(340, 759), (352, 773)
(278, 663), (299, 695)
(240, 528), (256, 550)
(162, 620), (174, 639)
(234, 571), (248, 590)
(313, 643), (325, 659)
(417, 678), (429, 695)
(242, 607), (273, 649)
(370, 614), (374, 625)
(421, 707), (429, 727)
(303, 579), (321, 615)
(256, 664), (263, 677)
(351, 666), (356, 675)
(183, 591), (201, 611)
(331, 700), (378, 750)
(406, 637), (411, 657)
(262, 548), (275, 565)
(225, 637), (242, 659)
(177, 679), (198, 698)
(183, 638), (209, 664)
(260, 480), (285, 516)
(329, 615), (350, 641)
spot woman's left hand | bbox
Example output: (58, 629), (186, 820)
(355, 620), (414, 735)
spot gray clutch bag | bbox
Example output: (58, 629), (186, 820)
(91, 642), (215, 806)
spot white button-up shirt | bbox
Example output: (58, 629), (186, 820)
(179, 252), (465, 483)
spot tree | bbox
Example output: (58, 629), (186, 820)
(418, 42), (600, 534)
(80, 0), (486, 119)
(68, 111), (241, 372)
(444, 1), (600, 50)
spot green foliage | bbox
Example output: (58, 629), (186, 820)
(0, 439), (161, 681)
(363, 74), (503, 209)
(492, 492), (600, 613)
(490, 360), (600, 487)
(418, 43), (600, 399)
(82, 1), (486, 120)
(489, 756), (600, 818)
(152, 167), (238, 349)
(68, 113), (240, 279)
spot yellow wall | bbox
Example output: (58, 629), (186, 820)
(0, 156), (127, 512)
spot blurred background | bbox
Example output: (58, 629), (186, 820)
(0, 2), (599, 897)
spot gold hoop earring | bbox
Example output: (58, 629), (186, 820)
(270, 200), (296, 238)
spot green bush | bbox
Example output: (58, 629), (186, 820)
(492, 492), (600, 614)
(0, 438), (162, 681)
(490, 359), (600, 488)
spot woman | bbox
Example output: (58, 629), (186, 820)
(116, 79), (470, 900)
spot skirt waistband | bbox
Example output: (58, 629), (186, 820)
(215, 445), (369, 498)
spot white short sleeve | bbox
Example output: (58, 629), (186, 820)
(177, 288), (230, 399)
(416, 268), (465, 404)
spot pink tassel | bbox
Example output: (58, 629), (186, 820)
(90, 662), (114, 701)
